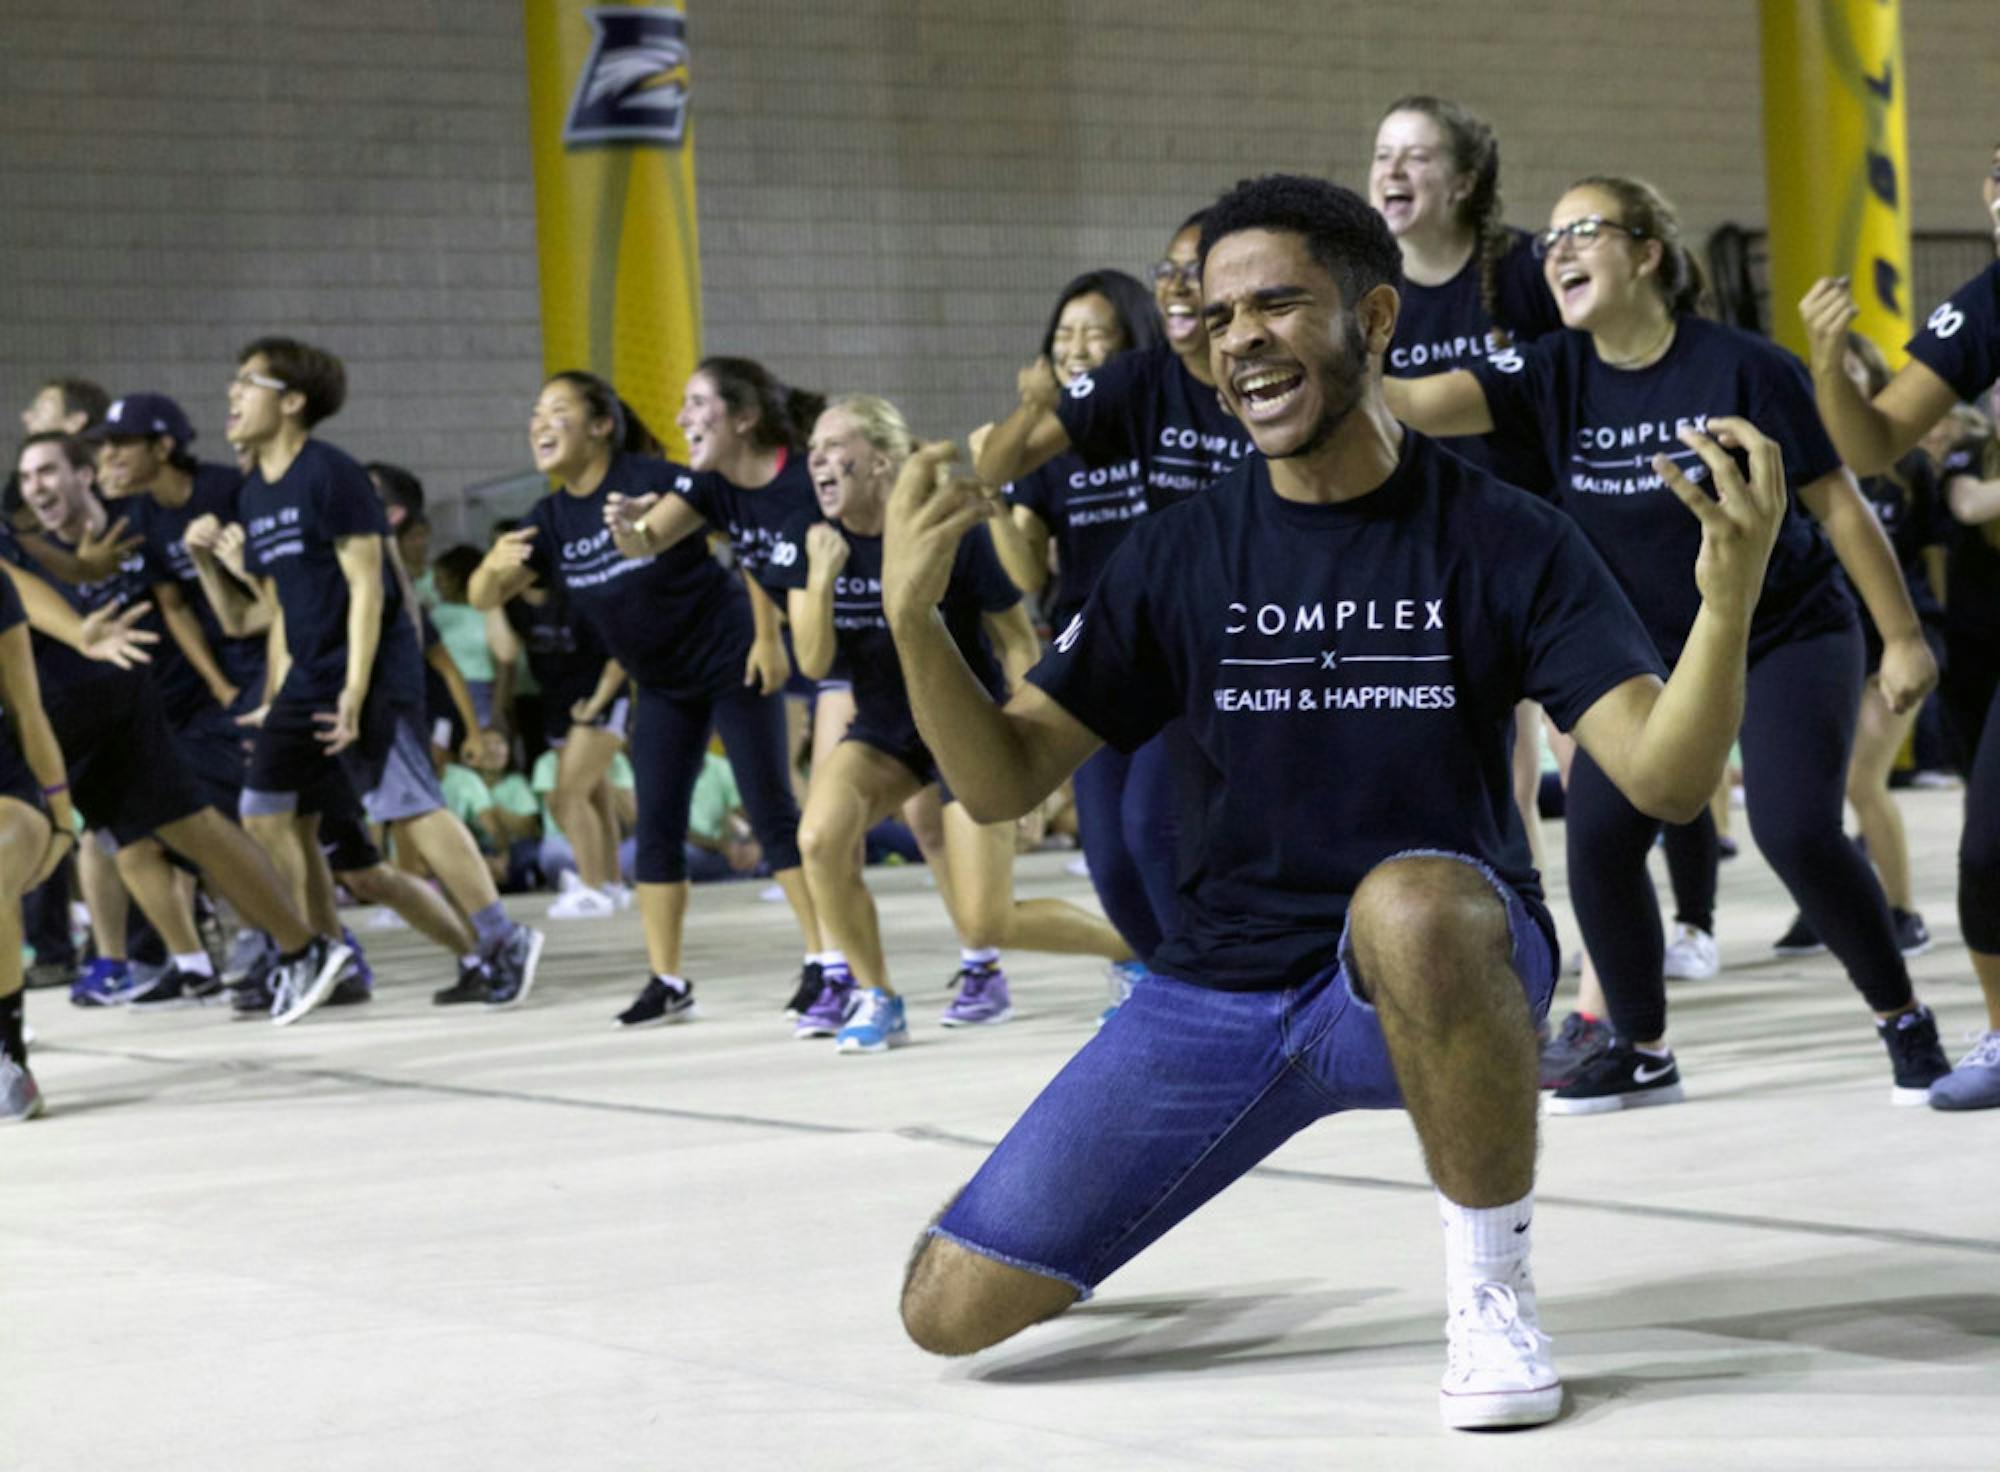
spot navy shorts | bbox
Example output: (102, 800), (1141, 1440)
(930, 850), (1556, 1295)
(46, 671), (205, 846)
(170, 703), (250, 816)
(245, 693), (443, 825)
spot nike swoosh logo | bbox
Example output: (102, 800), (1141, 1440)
(1512, 1220), (1530, 1234)
(1633, 1061), (1676, 1084)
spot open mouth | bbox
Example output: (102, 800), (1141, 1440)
(1556, 267), (1592, 310)
(532, 433), (560, 461)
(1378, 186), (1414, 219)
(1233, 365), (1305, 419)
(1164, 304), (1200, 343)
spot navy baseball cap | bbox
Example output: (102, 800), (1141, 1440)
(102, 392), (196, 447)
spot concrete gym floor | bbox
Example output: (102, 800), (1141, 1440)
(6, 787), (1996, 1471)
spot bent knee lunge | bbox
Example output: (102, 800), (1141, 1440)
(900, 1236), (1076, 1357)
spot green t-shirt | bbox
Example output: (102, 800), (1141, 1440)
(430, 601), (494, 682)
(686, 752), (741, 844)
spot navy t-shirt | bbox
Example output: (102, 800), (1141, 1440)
(1388, 228), (1561, 492)
(1470, 317), (1855, 663)
(129, 463), (266, 700)
(40, 518), (221, 726)
(0, 571), (32, 798)
(1004, 450), (1148, 627)
(1055, 343), (1255, 507)
(767, 516), (1019, 749)
(239, 439), (424, 710)
(1907, 259), (2000, 401)
(1028, 437), (1664, 993)
(673, 455), (819, 599)
(1938, 439), (2000, 642)
(504, 587), (609, 714)
(519, 453), (747, 699)
(1856, 453), (1948, 629)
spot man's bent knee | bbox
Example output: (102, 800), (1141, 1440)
(900, 1235), (1077, 1357)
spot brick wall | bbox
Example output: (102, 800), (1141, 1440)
(2, 1), (1992, 529)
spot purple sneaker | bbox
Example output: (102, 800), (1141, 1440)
(794, 971), (857, 1039)
(940, 966), (1013, 1028)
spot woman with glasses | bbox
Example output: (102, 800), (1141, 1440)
(976, 270), (1175, 980)
(1387, 175), (1946, 1114)
(1800, 244), (2000, 1109)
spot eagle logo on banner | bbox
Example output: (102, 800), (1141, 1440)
(563, 6), (691, 148)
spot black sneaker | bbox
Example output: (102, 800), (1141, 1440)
(1546, 1040), (1684, 1115)
(1877, 1004), (1950, 1106)
(1891, 909), (1931, 958)
(615, 976), (697, 1028)
(784, 961), (824, 1018)
(270, 937), (355, 1027)
(432, 958), (491, 1006)
(126, 965), (225, 1012)
(1770, 914), (1825, 957)
(230, 977), (274, 1019)
(1538, 1011), (1615, 1090)
(483, 925), (546, 1009)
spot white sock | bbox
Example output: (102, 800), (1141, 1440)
(961, 946), (1000, 969)
(172, 951), (214, 978)
(653, 972), (689, 995)
(818, 951), (850, 977)
(1438, 1189), (1533, 1292)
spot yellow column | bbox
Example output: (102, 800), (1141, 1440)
(524, 2), (702, 456)
(1760, 0), (1913, 365)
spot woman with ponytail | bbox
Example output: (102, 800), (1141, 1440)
(1388, 175), (1946, 1114)
(469, 370), (820, 1027)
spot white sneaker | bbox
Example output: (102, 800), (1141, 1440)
(547, 884), (616, 920)
(1662, 922), (1718, 980)
(1439, 1275), (1562, 1430)
(607, 882), (634, 911)
(0, 1056), (43, 1122)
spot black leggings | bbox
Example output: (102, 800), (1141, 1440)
(1662, 811), (1717, 933)
(1954, 657), (2000, 955)
(630, 681), (801, 884)
(1567, 622), (1911, 1041)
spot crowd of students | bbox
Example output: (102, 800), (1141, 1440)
(3, 95), (1997, 1432)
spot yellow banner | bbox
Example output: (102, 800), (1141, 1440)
(1760, 1), (1913, 366)
(524, 2), (701, 457)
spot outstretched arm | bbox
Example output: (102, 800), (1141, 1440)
(1798, 468), (1937, 712)
(1382, 368), (1496, 438)
(1570, 418), (1787, 822)
(1799, 277), (1961, 474)
(885, 443), (1102, 823)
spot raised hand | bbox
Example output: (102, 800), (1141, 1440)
(603, 492), (662, 556)
(182, 513), (223, 554)
(804, 521), (850, 582)
(73, 516), (143, 580)
(482, 525), (538, 575)
(1016, 355), (1061, 412)
(883, 442), (994, 628)
(78, 600), (159, 668)
(212, 523), (251, 581)
(1798, 277), (1859, 379)
(1656, 417), (1785, 622)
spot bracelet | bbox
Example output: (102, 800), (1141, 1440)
(40, 781), (67, 797)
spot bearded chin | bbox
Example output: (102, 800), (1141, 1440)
(1265, 317), (1369, 462)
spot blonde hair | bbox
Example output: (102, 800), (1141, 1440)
(823, 394), (914, 468)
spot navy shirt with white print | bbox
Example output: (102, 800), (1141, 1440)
(767, 514), (1019, 755)
(520, 453), (747, 699)
(673, 454), (820, 599)
(1938, 438), (2000, 642)
(1029, 437), (1663, 994)
(1004, 450), (1149, 628)
(1469, 316), (1854, 663)
(1907, 259), (2000, 402)
(1055, 343), (1255, 507)
(1388, 228), (1562, 492)
(238, 438), (425, 710)
(128, 462), (266, 701)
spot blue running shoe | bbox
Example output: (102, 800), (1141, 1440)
(836, 988), (909, 1054)
(70, 958), (133, 1008)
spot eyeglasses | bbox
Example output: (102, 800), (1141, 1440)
(1532, 215), (1648, 258)
(229, 371), (286, 392)
(1149, 259), (1202, 289)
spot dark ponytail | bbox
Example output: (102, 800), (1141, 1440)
(1381, 95), (1511, 345)
(699, 355), (820, 454)
(1569, 174), (1709, 318)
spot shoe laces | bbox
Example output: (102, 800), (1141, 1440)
(956, 967), (995, 1000)
(1445, 1281), (1549, 1377)
(1956, 1030), (2000, 1069)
